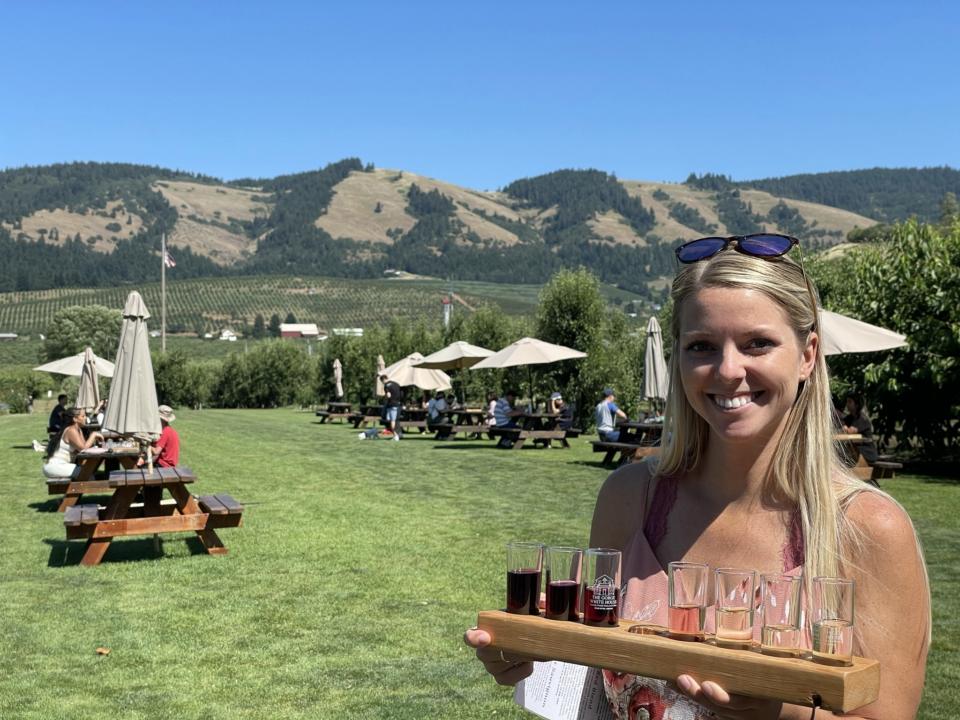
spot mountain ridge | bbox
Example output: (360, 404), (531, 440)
(1, 160), (956, 296)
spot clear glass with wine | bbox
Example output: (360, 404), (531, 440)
(583, 548), (621, 627)
(544, 546), (582, 621)
(506, 541), (543, 615)
(667, 561), (708, 640)
(714, 568), (757, 648)
(760, 573), (803, 657)
(811, 576), (854, 666)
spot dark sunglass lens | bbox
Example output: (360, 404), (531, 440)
(739, 234), (794, 257)
(677, 237), (727, 262)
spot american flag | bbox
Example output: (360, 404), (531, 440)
(163, 250), (176, 268)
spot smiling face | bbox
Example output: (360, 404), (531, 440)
(677, 286), (818, 446)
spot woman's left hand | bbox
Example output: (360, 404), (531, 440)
(675, 675), (782, 719)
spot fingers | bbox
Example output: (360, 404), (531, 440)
(676, 675), (781, 718)
(463, 627), (491, 649)
(464, 627), (534, 687)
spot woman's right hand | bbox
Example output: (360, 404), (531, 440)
(463, 627), (534, 686)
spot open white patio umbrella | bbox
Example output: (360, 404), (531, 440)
(383, 353), (452, 391)
(413, 341), (494, 370)
(471, 337), (587, 407)
(375, 354), (386, 397)
(643, 316), (669, 408)
(75, 347), (102, 412)
(819, 309), (907, 356)
(102, 291), (161, 444)
(34, 349), (115, 378)
(333, 358), (344, 398)
(413, 341), (493, 403)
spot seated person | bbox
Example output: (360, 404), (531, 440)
(426, 391), (450, 429)
(493, 390), (523, 428)
(595, 387), (627, 442)
(42, 406), (104, 479)
(548, 392), (574, 430)
(483, 392), (498, 427)
(47, 394), (68, 434)
(139, 405), (180, 467)
(842, 392), (878, 464)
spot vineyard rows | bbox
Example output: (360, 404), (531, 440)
(0, 275), (542, 334)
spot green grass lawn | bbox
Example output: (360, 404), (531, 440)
(0, 410), (955, 719)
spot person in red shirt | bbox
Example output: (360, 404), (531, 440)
(151, 405), (180, 467)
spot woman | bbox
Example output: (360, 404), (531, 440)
(466, 235), (929, 718)
(42, 406), (103, 479)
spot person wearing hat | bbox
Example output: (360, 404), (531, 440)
(149, 405), (180, 467)
(548, 391), (574, 431)
(595, 387), (627, 442)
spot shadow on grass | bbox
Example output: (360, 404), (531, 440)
(566, 460), (619, 470)
(44, 536), (210, 567)
(29, 493), (115, 514)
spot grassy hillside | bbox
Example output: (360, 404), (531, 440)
(0, 275), (646, 336)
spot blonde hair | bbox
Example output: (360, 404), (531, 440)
(656, 250), (897, 587)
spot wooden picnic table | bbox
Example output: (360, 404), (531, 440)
(489, 412), (570, 449)
(832, 433), (900, 486)
(316, 401), (354, 423)
(63, 466), (243, 566)
(433, 408), (489, 439)
(616, 420), (663, 446)
(47, 444), (142, 512)
(349, 404), (383, 428)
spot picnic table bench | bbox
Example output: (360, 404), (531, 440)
(433, 408), (489, 440)
(350, 405), (384, 428)
(591, 441), (661, 466)
(63, 466), (243, 566)
(835, 434), (902, 487)
(315, 401), (353, 423)
(47, 444), (142, 512)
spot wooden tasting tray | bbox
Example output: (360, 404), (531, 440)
(477, 610), (879, 712)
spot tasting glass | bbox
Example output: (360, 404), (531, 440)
(506, 541), (543, 616)
(811, 577), (854, 666)
(760, 573), (803, 657)
(544, 546), (583, 621)
(583, 548), (621, 627)
(714, 568), (757, 648)
(668, 561), (709, 640)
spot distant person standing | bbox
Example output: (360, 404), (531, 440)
(381, 373), (403, 440)
(48, 394), (68, 434)
(595, 387), (627, 442)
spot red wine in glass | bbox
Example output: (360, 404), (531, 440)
(507, 568), (541, 615)
(546, 580), (580, 621)
(583, 584), (620, 626)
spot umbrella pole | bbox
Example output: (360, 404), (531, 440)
(144, 443), (161, 554)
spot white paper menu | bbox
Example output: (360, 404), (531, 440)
(514, 662), (614, 720)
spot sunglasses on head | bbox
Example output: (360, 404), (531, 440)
(675, 233), (799, 263)
(674, 232), (820, 335)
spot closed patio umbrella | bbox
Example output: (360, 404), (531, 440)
(34, 350), (115, 378)
(819, 309), (908, 356)
(75, 347), (102, 413)
(643, 316), (669, 409)
(375, 354), (386, 397)
(333, 358), (344, 398)
(383, 353), (452, 391)
(102, 291), (161, 444)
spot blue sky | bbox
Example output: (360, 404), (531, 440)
(2, 1), (957, 189)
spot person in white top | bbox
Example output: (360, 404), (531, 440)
(42, 406), (103, 479)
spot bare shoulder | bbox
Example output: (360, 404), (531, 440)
(843, 490), (922, 568)
(591, 459), (656, 551)
(845, 490), (916, 544)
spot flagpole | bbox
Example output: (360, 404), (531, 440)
(161, 232), (167, 353)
